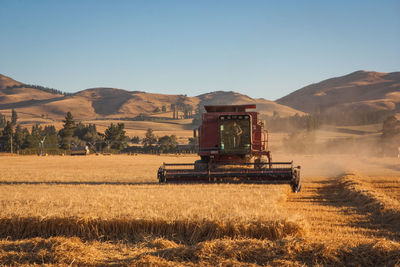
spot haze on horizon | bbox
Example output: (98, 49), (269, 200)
(0, 0), (399, 100)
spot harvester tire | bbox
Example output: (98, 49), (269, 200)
(291, 183), (301, 193)
(158, 167), (166, 183)
(194, 160), (208, 171)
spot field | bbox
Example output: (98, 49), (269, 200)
(1, 154), (400, 266)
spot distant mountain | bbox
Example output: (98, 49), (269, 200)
(0, 74), (302, 122)
(277, 71), (400, 117)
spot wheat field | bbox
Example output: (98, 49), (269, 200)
(0, 154), (196, 183)
(1, 154), (400, 266)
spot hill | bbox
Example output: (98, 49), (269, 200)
(0, 74), (63, 108)
(0, 74), (301, 124)
(277, 71), (400, 118)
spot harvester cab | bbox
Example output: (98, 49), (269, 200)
(158, 104), (301, 192)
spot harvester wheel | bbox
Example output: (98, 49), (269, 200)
(291, 170), (301, 192)
(158, 167), (166, 183)
(194, 160), (208, 171)
(291, 182), (301, 193)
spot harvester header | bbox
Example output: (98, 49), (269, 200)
(158, 104), (301, 192)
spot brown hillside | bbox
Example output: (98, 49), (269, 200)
(75, 88), (199, 118)
(0, 74), (302, 124)
(0, 74), (22, 89)
(277, 71), (400, 115)
(0, 74), (64, 111)
(118, 91), (199, 118)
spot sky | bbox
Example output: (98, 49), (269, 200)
(0, 0), (399, 100)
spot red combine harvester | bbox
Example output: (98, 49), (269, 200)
(158, 104), (301, 192)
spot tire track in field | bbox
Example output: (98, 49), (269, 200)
(282, 177), (399, 243)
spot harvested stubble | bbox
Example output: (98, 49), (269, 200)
(367, 177), (400, 202)
(147, 237), (400, 266)
(0, 217), (304, 243)
(2, 236), (400, 266)
(339, 172), (400, 230)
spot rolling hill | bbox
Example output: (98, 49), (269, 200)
(2, 70), (398, 130)
(0, 74), (302, 124)
(277, 71), (400, 117)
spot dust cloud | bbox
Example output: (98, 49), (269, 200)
(273, 152), (400, 180)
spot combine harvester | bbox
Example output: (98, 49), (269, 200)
(158, 105), (301, 192)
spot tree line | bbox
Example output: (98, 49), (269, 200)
(0, 110), (198, 154)
(5, 84), (72, 96)
(0, 111), (129, 154)
(134, 128), (197, 153)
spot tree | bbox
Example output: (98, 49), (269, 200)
(73, 123), (101, 148)
(183, 104), (193, 119)
(142, 128), (157, 149)
(154, 107), (161, 113)
(0, 112), (6, 128)
(0, 121), (13, 152)
(157, 134), (178, 153)
(24, 124), (42, 149)
(171, 104), (176, 119)
(59, 112), (76, 149)
(42, 125), (59, 151)
(104, 123), (128, 150)
(11, 109), (18, 125)
(13, 124), (26, 152)
(161, 105), (166, 112)
(131, 136), (140, 144)
(188, 137), (198, 145)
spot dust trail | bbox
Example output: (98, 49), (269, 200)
(273, 153), (400, 179)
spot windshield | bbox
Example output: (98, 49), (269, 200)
(219, 115), (251, 154)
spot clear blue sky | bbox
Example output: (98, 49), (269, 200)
(1, 0), (399, 100)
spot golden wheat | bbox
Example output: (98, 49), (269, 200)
(0, 154), (196, 183)
(1, 155), (400, 266)
(0, 184), (292, 220)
